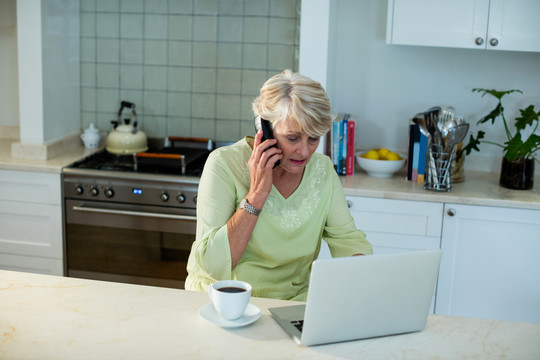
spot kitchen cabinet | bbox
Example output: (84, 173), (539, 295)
(386, 0), (540, 52)
(346, 196), (443, 313)
(0, 169), (63, 275)
(436, 203), (540, 324)
(346, 196), (443, 254)
(345, 195), (540, 323)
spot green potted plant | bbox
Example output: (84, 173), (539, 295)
(460, 88), (540, 190)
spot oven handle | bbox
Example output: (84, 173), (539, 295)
(72, 205), (197, 221)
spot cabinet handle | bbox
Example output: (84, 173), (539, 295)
(489, 38), (499, 47)
(347, 200), (352, 208)
(447, 208), (456, 217)
(475, 37), (484, 46)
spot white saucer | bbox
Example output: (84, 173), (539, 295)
(198, 303), (261, 328)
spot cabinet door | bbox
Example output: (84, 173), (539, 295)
(0, 170), (61, 204)
(346, 196), (442, 254)
(0, 253), (63, 276)
(436, 203), (540, 324)
(387, 0), (490, 49)
(0, 200), (62, 258)
(487, 0), (540, 52)
(0, 170), (63, 271)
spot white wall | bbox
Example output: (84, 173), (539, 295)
(0, 0), (18, 128)
(16, 0), (80, 145)
(326, 0), (540, 171)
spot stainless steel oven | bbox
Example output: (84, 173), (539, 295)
(62, 138), (212, 289)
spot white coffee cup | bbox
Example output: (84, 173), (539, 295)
(208, 280), (252, 321)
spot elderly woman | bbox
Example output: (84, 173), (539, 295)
(185, 70), (372, 301)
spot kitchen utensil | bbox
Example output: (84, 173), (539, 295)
(439, 107), (457, 139)
(445, 123), (469, 151)
(412, 113), (430, 139)
(424, 106), (442, 148)
(106, 101), (148, 154)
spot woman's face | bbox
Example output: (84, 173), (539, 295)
(272, 120), (320, 174)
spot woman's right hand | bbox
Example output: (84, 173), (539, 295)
(247, 130), (282, 208)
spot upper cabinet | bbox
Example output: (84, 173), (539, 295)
(386, 0), (540, 52)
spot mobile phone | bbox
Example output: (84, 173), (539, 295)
(254, 116), (280, 168)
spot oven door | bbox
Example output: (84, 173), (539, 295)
(64, 199), (196, 289)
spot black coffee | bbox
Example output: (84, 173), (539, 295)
(217, 287), (246, 293)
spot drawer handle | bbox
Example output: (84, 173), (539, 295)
(447, 208), (456, 217)
(347, 200), (352, 208)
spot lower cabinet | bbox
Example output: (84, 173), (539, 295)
(0, 169), (63, 276)
(0, 253), (63, 275)
(346, 196), (443, 313)
(344, 196), (540, 323)
(437, 203), (540, 324)
(346, 196), (443, 254)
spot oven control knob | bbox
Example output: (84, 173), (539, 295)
(160, 192), (170, 202)
(75, 186), (84, 195)
(105, 188), (114, 198)
(176, 193), (186, 203)
(90, 187), (99, 196)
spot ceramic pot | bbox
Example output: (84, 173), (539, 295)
(499, 157), (535, 190)
(81, 123), (101, 148)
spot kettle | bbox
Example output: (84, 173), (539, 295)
(106, 101), (148, 155)
(81, 123), (101, 148)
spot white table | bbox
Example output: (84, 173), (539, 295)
(1, 270), (539, 359)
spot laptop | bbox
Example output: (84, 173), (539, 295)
(268, 249), (442, 346)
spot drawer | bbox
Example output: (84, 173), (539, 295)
(346, 196), (443, 238)
(0, 170), (61, 204)
(0, 253), (63, 276)
(0, 200), (62, 258)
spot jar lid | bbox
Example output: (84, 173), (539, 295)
(84, 123), (99, 133)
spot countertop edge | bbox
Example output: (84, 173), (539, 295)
(341, 170), (540, 210)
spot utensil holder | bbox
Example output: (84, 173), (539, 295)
(425, 143), (455, 192)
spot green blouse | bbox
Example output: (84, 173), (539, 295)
(185, 137), (372, 301)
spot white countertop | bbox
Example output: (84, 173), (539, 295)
(1, 270), (539, 359)
(0, 139), (99, 173)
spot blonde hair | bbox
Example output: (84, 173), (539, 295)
(252, 70), (332, 137)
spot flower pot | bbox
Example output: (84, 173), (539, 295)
(499, 157), (535, 190)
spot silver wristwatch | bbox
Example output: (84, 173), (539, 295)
(239, 198), (261, 216)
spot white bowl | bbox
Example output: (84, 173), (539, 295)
(355, 152), (406, 178)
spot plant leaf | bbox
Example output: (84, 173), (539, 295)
(477, 102), (503, 125)
(461, 131), (485, 156)
(504, 133), (540, 161)
(515, 105), (540, 131)
(472, 88), (522, 100)
(504, 133), (523, 161)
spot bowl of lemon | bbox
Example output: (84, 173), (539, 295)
(356, 148), (406, 178)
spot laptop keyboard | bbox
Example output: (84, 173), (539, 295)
(291, 320), (304, 332)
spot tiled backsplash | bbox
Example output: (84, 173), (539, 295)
(81, 0), (300, 141)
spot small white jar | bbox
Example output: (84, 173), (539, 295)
(81, 123), (101, 148)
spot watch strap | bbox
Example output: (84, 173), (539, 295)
(240, 198), (261, 216)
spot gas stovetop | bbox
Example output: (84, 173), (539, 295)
(67, 148), (209, 177)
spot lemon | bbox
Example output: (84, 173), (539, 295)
(386, 152), (402, 161)
(377, 148), (390, 159)
(365, 150), (380, 160)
